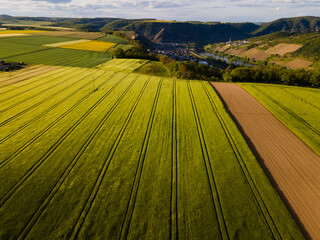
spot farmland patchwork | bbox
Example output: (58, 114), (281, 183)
(0, 67), (303, 239)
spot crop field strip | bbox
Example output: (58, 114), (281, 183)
(96, 59), (149, 72)
(0, 71), (118, 145)
(0, 70), (126, 167)
(200, 83), (281, 238)
(213, 82), (320, 239)
(0, 36), (112, 67)
(0, 67), (70, 101)
(0, 66), (59, 88)
(240, 83), (320, 155)
(0, 68), (303, 239)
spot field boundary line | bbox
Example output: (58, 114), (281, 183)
(0, 69), (103, 128)
(0, 72), (117, 144)
(16, 75), (140, 240)
(187, 81), (229, 240)
(68, 77), (151, 240)
(119, 78), (163, 240)
(0, 74), (129, 202)
(251, 85), (320, 136)
(170, 80), (178, 240)
(204, 82), (281, 239)
(0, 67), (70, 100)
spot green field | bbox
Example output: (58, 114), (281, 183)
(0, 67), (302, 239)
(240, 83), (320, 155)
(95, 59), (149, 72)
(134, 61), (170, 77)
(97, 34), (130, 44)
(0, 36), (112, 67)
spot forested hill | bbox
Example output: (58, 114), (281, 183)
(101, 21), (259, 44)
(1, 15), (319, 44)
(253, 16), (320, 35)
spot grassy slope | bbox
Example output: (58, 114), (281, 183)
(241, 83), (320, 155)
(0, 67), (303, 239)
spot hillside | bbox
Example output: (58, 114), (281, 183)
(253, 16), (320, 35)
(102, 21), (256, 44)
(1, 15), (319, 46)
(207, 31), (320, 69)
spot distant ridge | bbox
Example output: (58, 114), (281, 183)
(0, 15), (319, 45)
(253, 16), (320, 35)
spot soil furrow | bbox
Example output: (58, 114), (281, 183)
(212, 82), (320, 240)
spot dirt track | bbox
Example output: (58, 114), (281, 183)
(212, 82), (320, 240)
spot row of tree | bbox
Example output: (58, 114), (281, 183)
(224, 65), (320, 88)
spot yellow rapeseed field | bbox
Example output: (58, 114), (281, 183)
(60, 40), (116, 52)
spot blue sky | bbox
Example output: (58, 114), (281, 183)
(0, 0), (319, 22)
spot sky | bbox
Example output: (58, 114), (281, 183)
(0, 0), (320, 22)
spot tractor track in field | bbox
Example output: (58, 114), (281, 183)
(0, 66), (58, 87)
(279, 88), (320, 111)
(0, 72), (117, 144)
(251, 85), (320, 136)
(0, 69), (105, 128)
(202, 82), (281, 239)
(0, 67), (77, 105)
(212, 82), (320, 240)
(170, 80), (178, 240)
(68, 77), (151, 240)
(0, 72), (129, 195)
(3, 48), (52, 60)
(119, 79), (163, 240)
(187, 82), (229, 240)
(0, 68), (87, 113)
(0, 67), (70, 99)
(16, 75), (140, 240)
(0, 66), (41, 83)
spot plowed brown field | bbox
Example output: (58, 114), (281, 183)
(212, 82), (320, 240)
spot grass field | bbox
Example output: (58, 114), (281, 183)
(134, 61), (170, 77)
(240, 83), (320, 155)
(95, 59), (149, 72)
(0, 35), (80, 47)
(0, 67), (303, 239)
(5, 48), (112, 68)
(0, 36), (112, 67)
(32, 31), (105, 39)
(60, 40), (116, 52)
(97, 34), (129, 44)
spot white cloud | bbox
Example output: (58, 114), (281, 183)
(0, 0), (319, 22)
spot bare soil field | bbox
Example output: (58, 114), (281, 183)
(241, 48), (271, 61)
(32, 31), (105, 40)
(0, 66), (59, 88)
(212, 82), (320, 240)
(285, 59), (313, 69)
(215, 45), (230, 52)
(266, 43), (302, 56)
(226, 48), (247, 57)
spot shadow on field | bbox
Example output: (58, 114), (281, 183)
(210, 83), (311, 240)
